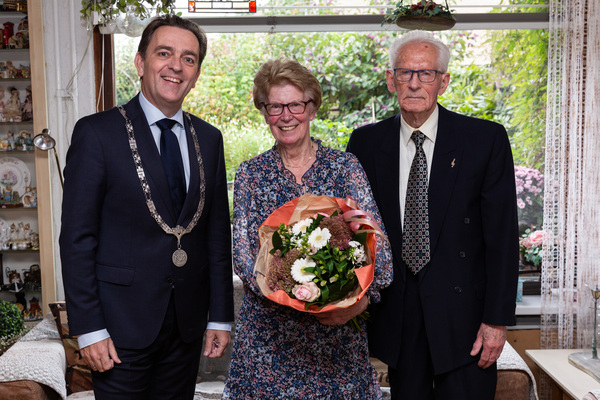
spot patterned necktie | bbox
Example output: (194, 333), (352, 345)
(156, 118), (186, 217)
(402, 130), (431, 274)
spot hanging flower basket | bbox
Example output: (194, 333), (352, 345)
(383, 0), (456, 31)
(395, 15), (456, 31)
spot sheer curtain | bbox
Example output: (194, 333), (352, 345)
(542, 0), (600, 383)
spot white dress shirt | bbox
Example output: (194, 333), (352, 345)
(399, 106), (439, 228)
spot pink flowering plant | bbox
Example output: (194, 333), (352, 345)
(519, 229), (544, 268)
(267, 211), (369, 312)
(514, 166), (544, 229)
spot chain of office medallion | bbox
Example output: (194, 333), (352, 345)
(118, 106), (205, 239)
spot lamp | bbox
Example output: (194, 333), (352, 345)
(33, 129), (63, 188)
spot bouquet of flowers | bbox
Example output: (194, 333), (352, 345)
(255, 194), (382, 329)
(519, 229), (544, 268)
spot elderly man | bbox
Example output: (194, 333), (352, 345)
(347, 31), (519, 399)
(60, 15), (234, 399)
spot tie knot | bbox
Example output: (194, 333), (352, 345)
(156, 118), (177, 132)
(411, 130), (425, 147)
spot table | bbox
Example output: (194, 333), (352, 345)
(526, 349), (600, 399)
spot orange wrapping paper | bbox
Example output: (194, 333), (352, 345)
(255, 194), (377, 313)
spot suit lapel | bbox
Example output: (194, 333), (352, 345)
(124, 96), (178, 225)
(428, 105), (462, 257)
(376, 114), (406, 280)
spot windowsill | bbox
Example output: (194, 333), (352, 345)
(511, 295), (541, 330)
(516, 294), (541, 315)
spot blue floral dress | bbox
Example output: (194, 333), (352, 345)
(223, 139), (393, 400)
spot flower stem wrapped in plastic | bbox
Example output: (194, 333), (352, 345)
(255, 194), (384, 330)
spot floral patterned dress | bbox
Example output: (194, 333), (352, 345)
(223, 139), (393, 400)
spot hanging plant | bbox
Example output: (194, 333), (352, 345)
(382, 0), (456, 31)
(80, 0), (176, 27)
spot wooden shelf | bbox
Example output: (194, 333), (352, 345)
(0, 249), (40, 254)
(0, 121), (33, 125)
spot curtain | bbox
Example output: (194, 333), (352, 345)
(541, 0), (600, 396)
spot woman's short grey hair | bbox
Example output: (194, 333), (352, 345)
(388, 31), (450, 72)
(252, 58), (322, 117)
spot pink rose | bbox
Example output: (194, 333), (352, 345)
(293, 282), (321, 302)
(529, 230), (545, 246)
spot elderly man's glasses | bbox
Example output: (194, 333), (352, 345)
(393, 68), (442, 83)
(264, 100), (312, 116)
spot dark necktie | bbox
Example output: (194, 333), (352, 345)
(402, 130), (431, 274)
(156, 118), (186, 217)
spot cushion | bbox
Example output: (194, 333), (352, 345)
(496, 370), (530, 400)
(48, 302), (93, 395)
(0, 379), (61, 400)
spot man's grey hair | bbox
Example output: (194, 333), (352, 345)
(388, 31), (451, 72)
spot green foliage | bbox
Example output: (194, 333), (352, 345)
(80, 0), (176, 21)
(383, 0), (455, 25)
(114, 18), (548, 192)
(487, 29), (548, 171)
(0, 300), (24, 338)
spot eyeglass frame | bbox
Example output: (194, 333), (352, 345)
(262, 100), (313, 116)
(392, 68), (445, 83)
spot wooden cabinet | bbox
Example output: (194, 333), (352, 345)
(0, 0), (55, 318)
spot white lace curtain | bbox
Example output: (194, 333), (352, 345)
(542, 0), (600, 355)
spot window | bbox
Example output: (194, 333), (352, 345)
(115, 1), (547, 235)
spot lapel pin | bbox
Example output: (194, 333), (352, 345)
(451, 158), (456, 168)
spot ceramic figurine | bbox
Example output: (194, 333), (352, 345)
(4, 87), (21, 122)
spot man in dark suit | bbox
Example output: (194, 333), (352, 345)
(60, 15), (234, 399)
(347, 31), (519, 399)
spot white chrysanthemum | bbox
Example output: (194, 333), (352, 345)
(349, 241), (361, 248)
(292, 218), (313, 236)
(308, 227), (331, 250)
(291, 257), (316, 283)
(351, 244), (367, 264)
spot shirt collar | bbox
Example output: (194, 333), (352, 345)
(400, 105), (439, 146)
(138, 91), (184, 129)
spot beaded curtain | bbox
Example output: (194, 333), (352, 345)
(541, 0), (600, 393)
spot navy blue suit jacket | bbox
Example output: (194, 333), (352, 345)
(60, 95), (234, 349)
(347, 105), (519, 374)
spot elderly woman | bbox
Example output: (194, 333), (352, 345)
(223, 58), (393, 399)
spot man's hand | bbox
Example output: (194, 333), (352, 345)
(203, 329), (231, 358)
(470, 323), (506, 369)
(315, 296), (369, 326)
(80, 338), (121, 373)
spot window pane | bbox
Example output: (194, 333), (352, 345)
(115, 27), (546, 232)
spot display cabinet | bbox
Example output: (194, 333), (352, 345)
(0, 0), (55, 319)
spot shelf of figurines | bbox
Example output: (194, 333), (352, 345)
(0, 220), (39, 251)
(0, 186), (37, 208)
(0, 9), (29, 50)
(0, 85), (32, 124)
(0, 127), (34, 151)
(1, 263), (43, 322)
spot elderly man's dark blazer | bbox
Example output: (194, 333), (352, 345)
(347, 104), (519, 374)
(60, 94), (234, 349)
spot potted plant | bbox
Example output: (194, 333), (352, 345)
(79, 0), (176, 35)
(519, 228), (544, 269)
(0, 300), (26, 356)
(383, 0), (456, 31)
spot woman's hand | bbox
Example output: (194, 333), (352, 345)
(315, 296), (369, 326)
